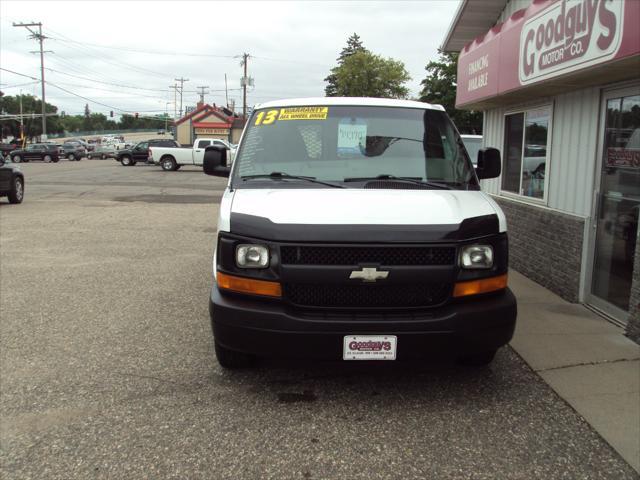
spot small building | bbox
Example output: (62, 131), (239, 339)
(443, 0), (640, 339)
(175, 103), (246, 146)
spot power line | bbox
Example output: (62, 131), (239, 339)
(45, 34), (237, 59)
(1, 81), (39, 89)
(44, 67), (174, 93)
(43, 28), (173, 80)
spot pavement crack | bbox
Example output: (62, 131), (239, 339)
(535, 357), (640, 373)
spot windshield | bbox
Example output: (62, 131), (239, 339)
(232, 105), (477, 189)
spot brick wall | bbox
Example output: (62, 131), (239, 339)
(494, 197), (584, 303)
(626, 231), (640, 343)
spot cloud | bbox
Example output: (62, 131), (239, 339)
(1, 0), (459, 117)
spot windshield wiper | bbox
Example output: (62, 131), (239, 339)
(241, 172), (346, 189)
(343, 174), (452, 190)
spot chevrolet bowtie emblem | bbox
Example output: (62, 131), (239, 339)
(349, 267), (389, 282)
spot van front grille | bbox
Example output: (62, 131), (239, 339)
(280, 246), (455, 266)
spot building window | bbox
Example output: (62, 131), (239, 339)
(502, 106), (551, 200)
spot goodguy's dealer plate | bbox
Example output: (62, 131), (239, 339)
(343, 335), (397, 360)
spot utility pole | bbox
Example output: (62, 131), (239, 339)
(196, 86), (209, 104)
(174, 77), (189, 117)
(169, 83), (177, 119)
(19, 91), (24, 145)
(13, 21), (48, 139)
(240, 53), (250, 118)
(224, 74), (229, 109)
(165, 101), (171, 133)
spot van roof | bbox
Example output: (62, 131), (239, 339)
(255, 97), (445, 111)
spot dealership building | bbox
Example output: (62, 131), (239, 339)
(443, 0), (639, 339)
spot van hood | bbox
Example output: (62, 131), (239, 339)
(227, 188), (505, 242)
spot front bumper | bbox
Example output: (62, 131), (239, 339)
(209, 287), (517, 360)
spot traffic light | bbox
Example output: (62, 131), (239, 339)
(110, 111), (114, 118)
(135, 112), (139, 119)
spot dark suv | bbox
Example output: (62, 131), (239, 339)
(0, 156), (25, 203)
(116, 139), (178, 166)
(10, 143), (60, 163)
(61, 142), (86, 161)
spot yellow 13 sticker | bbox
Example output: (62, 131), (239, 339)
(254, 110), (279, 126)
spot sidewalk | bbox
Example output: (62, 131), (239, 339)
(508, 270), (640, 473)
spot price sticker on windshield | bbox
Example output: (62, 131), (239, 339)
(254, 107), (328, 126)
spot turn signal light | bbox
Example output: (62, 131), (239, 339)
(217, 272), (282, 298)
(453, 273), (508, 298)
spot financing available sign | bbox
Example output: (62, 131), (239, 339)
(519, 0), (624, 84)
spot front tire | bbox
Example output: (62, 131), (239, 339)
(120, 156), (132, 166)
(12, 155), (21, 163)
(68, 153), (75, 161)
(8, 176), (24, 204)
(43, 155), (52, 163)
(101, 154), (107, 160)
(458, 349), (497, 367)
(161, 156), (177, 171)
(214, 342), (255, 369)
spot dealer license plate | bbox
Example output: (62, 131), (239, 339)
(343, 335), (397, 360)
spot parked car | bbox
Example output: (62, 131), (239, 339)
(60, 142), (86, 161)
(0, 156), (25, 204)
(202, 97), (514, 369)
(10, 143), (60, 163)
(1, 140), (22, 159)
(87, 145), (116, 159)
(67, 137), (92, 150)
(116, 139), (179, 166)
(461, 134), (483, 166)
(150, 138), (234, 171)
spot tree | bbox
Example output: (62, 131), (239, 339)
(0, 94), (64, 140)
(324, 33), (368, 96)
(420, 49), (482, 134)
(84, 103), (90, 118)
(331, 51), (411, 98)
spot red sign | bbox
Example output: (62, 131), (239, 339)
(456, 0), (640, 108)
(607, 148), (640, 168)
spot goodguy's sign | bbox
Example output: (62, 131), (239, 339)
(455, 0), (638, 108)
(519, 0), (624, 84)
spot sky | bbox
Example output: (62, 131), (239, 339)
(0, 0), (460, 120)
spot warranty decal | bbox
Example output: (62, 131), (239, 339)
(255, 107), (328, 125)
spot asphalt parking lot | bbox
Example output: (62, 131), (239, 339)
(1, 160), (637, 479)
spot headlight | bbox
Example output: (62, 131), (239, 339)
(460, 245), (493, 269)
(236, 244), (269, 268)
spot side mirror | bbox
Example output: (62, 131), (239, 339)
(203, 145), (230, 177)
(476, 148), (501, 179)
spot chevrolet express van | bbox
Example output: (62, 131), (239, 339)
(203, 97), (516, 368)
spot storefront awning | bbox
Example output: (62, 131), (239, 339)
(455, 0), (640, 110)
(442, 0), (509, 52)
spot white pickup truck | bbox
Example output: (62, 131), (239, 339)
(149, 138), (236, 171)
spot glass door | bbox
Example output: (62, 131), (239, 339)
(589, 88), (640, 322)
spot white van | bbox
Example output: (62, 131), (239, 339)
(203, 97), (516, 368)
